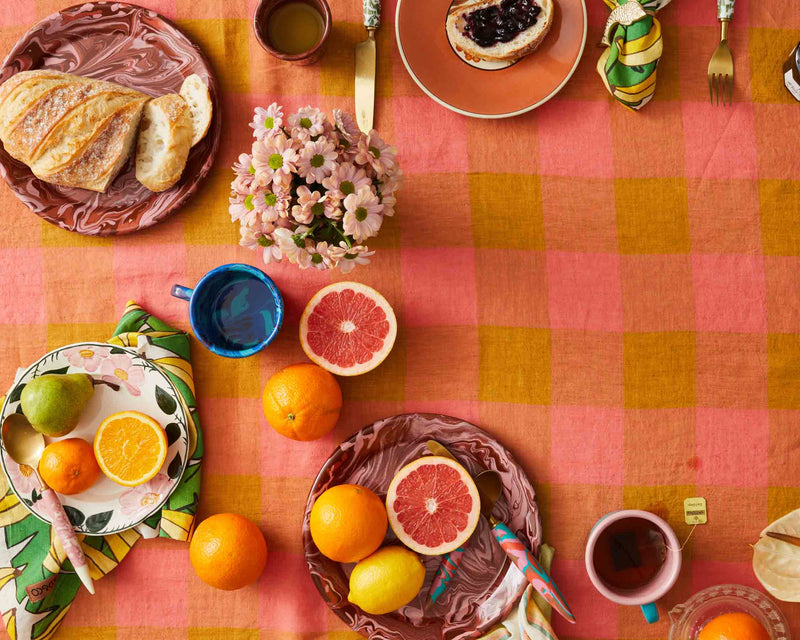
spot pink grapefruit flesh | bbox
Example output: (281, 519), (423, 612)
(299, 282), (397, 376)
(386, 456), (480, 555)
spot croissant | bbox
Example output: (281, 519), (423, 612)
(0, 70), (149, 193)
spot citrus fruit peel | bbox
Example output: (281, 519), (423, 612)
(38, 438), (101, 495)
(190, 513), (268, 591)
(309, 484), (388, 563)
(93, 411), (167, 487)
(262, 363), (342, 441)
(348, 546), (426, 615)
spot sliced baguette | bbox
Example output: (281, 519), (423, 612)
(135, 93), (193, 192)
(446, 0), (553, 62)
(179, 74), (212, 147)
(42, 100), (146, 192)
(0, 70), (148, 192)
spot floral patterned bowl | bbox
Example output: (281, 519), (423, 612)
(0, 342), (190, 535)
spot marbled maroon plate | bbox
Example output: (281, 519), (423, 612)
(303, 413), (542, 640)
(0, 2), (221, 236)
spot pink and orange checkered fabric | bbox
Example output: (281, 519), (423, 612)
(1, 0), (800, 638)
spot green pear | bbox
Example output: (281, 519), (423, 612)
(20, 373), (94, 437)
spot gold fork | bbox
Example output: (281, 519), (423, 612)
(707, 0), (735, 105)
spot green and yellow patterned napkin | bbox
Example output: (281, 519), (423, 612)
(0, 302), (203, 640)
(597, 0), (673, 110)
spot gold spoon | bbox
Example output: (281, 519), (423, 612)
(2, 414), (94, 594)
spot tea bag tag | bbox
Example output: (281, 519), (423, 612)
(684, 497), (707, 525)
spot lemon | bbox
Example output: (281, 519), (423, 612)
(348, 546), (425, 615)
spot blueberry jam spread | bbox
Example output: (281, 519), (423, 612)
(462, 0), (541, 48)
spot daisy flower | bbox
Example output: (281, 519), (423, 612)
(322, 162), (372, 203)
(291, 186), (327, 224)
(329, 243), (374, 273)
(254, 188), (290, 222)
(240, 223), (283, 264)
(354, 130), (397, 177)
(343, 187), (383, 242)
(252, 134), (298, 186)
(232, 152), (255, 183)
(297, 138), (338, 184)
(274, 227), (312, 268)
(379, 190), (397, 217)
(288, 106), (326, 139)
(333, 109), (362, 144)
(231, 174), (253, 196)
(229, 193), (258, 226)
(308, 241), (334, 269)
(250, 103), (283, 139)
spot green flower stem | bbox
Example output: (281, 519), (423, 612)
(328, 222), (352, 248)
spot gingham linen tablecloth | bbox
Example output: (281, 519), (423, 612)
(1, 1), (799, 639)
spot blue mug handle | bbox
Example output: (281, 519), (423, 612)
(171, 285), (193, 301)
(641, 603), (659, 624)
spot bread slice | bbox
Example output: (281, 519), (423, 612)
(135, 93), (193, 192)
(42, 100), (145, 192)
(0, 70), (148, 192)
(179, 74), (212, 147)
(446, 0), (553, 62)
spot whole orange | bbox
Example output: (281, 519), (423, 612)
(309, 484), (387, 563)
(698, 613), (770, 640)
(38, 438), (101, 495)
(262, 363), (342, 441)
(189, 513), (268, 590)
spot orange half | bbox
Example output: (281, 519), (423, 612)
(93, 411), (168, 487)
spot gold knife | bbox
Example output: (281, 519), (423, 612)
(355, 0), (381, 132)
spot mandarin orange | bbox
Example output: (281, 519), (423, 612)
(262, 363), (342, 441)
(309, 484), (387, 563)
(189, 513), (268, 590)
(38, 438), (101, 495)
(698, 612), (770, 640)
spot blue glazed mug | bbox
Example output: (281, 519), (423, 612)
(171, 263), (284, 358)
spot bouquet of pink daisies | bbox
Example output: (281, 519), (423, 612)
(230, 104), (401, 272)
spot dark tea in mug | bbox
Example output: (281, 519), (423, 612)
(592, 516), (668, 591)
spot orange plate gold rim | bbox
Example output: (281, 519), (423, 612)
(395, 0), (587, 118)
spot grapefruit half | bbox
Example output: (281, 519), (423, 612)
(299, 282), (397, 376)
(386, 456), (480, 556)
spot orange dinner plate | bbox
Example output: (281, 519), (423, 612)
(395, 0), (587, 118)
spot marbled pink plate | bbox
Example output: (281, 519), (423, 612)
(303, 413), (542, 640)
(0, 2), (221, 236)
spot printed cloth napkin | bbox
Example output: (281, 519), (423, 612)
(477, 546), (559, 640)
(0, 301), (203, 640)
(478, 585), (559, 640)
(597, 0), (673, 110)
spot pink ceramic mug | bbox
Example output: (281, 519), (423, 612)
(585, 510), (682, 624)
